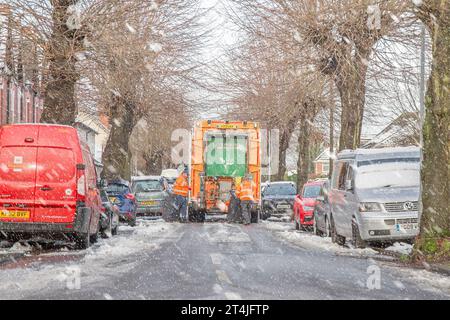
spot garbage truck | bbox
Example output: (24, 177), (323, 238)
(189, 120), (261, 222)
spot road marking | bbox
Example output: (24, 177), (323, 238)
(210, 253), (224, 265)
(225, 292), (242, 300)
(216, 270), (232, 284)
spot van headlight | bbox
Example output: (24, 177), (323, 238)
(359, 202), (382, 212)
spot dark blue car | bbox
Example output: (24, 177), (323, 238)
(105, 179), (137, 227)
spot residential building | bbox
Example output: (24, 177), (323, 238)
(313, 149), (331, 177)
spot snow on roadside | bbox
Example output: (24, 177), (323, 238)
(262, 220), (378, 257)
(388, 265), (450, 295)
(0, 242), (32, 254)
(385, 242), (413, 256)
(0, 219), (179, 298)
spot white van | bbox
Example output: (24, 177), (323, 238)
(329, 147), (421, 247)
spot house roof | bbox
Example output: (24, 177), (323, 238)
(362, 112), (419, 148)
(314, 149), (332, 163)
(74, 121), (98, 134)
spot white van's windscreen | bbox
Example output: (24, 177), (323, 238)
(357, 157), (420, 167)
(355, 161), (420, 189)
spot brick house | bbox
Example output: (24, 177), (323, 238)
(0, 75), (43, 125)
(313, 149), (331, 177)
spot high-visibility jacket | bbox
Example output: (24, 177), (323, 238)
(173, 174), (189, 197)
(238, 180), (256, 201)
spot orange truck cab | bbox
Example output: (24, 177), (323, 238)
(189, 120), (261, 222)
(0, 124), (102, 248)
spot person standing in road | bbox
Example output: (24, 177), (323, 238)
(173, 168), (190, 223)
(228, 179), (242, 223)
(238, 174), (256, 225)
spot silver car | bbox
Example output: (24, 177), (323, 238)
(328, 147), (420, 248)
(131, 176), (165, 216)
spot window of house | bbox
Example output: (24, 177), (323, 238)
(323, 162), (330, 173)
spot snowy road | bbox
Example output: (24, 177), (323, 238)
(0, 220), (449, 300)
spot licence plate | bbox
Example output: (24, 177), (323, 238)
(277, 204), (290, 209)
(0, 210), (30, 219)
(109, 197), (118, 204)
(142, 200), (156, 206)
(396, 223), (419, 231)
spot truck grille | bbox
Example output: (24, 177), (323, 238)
(384, 201), (418, 212)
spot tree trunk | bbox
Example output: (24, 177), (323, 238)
(296, 114), (310, 193)
(336, 57), (368, 151)
(276, 118), (297, 181)
(144, 150), (164, 175)
(415, 5), (450, 260)
(101, 95), (137, 181)
(40, 0), (82, 125)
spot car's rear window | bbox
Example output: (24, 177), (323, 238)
(106, 184), (129, 194)
(132, 180), (163, 193)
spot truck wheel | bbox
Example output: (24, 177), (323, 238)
(352, 222), (367, 249)
(188, 207), (197, 222)
(75, 233), (90, 250)
(251, 210), (260, 223)
(198, 210), (206, 223)
(129, 215), (137, 227)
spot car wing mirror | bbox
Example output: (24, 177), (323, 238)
(316, 196), (325, 203)
(345, 180), (353, 192)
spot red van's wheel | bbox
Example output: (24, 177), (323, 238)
(75, 233), (90, 250)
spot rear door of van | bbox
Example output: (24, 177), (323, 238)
(0, 139), (38, 223)
(34, 147), (77, 223)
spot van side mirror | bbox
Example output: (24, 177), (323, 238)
(345, 180), (353, 191)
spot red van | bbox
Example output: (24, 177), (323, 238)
(0, 124), (102, 249)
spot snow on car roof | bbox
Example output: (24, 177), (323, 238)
(131, 175), (161, 181)
(267, 181), (295, 185)
(338, 146), (420, 160)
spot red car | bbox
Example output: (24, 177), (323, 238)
(0, 124), (103, 249)
(293, 180), (326, 230)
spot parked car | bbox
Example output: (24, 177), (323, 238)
(261, 181), (297, 219)
(312, 181), (332, 237)
(131, 176), (164, 216)
(329, 147), (421, 248)
(105, 179), (137, 226)
(99, 189), (120, 237)
(293, 179), (327, 230)
(0, 124), (102, 249)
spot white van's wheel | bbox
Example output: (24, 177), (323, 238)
(352, 222), (367, 249)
